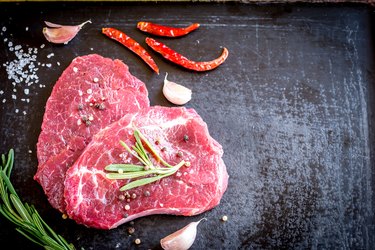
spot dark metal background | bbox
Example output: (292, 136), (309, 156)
(0, 2), (374, 249)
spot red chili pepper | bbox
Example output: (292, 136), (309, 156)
(102, 27), (159, 74)
(137, 22), (200, 37)
(145, 37), (229, 71)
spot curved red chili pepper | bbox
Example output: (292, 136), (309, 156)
(145, 37), (229, 71)
(137, 22), (200, 37)
(102, 27), (159, 74)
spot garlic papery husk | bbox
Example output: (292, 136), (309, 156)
(163, 73), (192, 105)
(43, 20), (91, 44)
(160, 218), (206, 250)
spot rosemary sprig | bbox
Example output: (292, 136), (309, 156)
(0, 149), (76, 250)
(105, 128), (186, 191)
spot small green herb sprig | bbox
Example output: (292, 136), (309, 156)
(0, 149), (75, 250)
(105, 128), (186, 191)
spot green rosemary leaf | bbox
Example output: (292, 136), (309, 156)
(105, 164), (145, 172)
(106, 167), (169, 180)
(134, 128), (173, 168)
(10, 194), (33, 224)
(131, 145), (149, 166)
(41, 234), (67, 250)
(133, 130), (153, 165)
(119, 173), (168, 191)
(1, 154), (5, 168)
(120, 140), (148, 166)
(5, 149), (14, 178)
(31, 212), (46, 235)
(0, 171), (18, 198)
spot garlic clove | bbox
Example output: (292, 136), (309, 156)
(163, 73), (192, 105)
(160, 218), (206, 250)
(43, 20), (91, 44)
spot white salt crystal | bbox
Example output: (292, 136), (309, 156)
(24, 89), (29, 95)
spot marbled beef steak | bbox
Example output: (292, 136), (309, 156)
(64, 106), (228, 229)
(34, 54), (150, 213)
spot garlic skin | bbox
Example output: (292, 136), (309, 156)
(43, 20), (91, 44)
(163, 73), (192, 105)
(160, 219), (205, 250)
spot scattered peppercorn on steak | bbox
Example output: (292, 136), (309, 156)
(34, 54), (150, 213)
(64, 106), (229, 229)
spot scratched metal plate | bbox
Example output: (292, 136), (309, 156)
(0, 2), (374, 249)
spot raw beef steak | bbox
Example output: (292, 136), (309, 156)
(64, 106), (228, 229)
(35, 54), (149, 212)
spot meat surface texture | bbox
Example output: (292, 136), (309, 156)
(34, 54), (150, 213)
(64, 106), (229, 229)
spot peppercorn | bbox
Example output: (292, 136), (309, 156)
(221, 215), (228, 222)
(183, 134), (189, 142)
(131, 193), (137, 199)
(127, 227), (135, 234)
(118, 194), (125, 201)
(144, 190), (150, 197)
(77, 103), (84, 110)
(134, 238), (141, 245)
(176, 151), (183, 157)
(95, 102), (105, 110)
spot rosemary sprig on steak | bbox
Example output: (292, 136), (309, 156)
(105, 128), (186, 191)
(0, 149), (75, 250)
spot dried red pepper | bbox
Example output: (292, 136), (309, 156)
(145, 37), (229, 71)
(102, 27), (159, 74)
(137, 22), (200, 37)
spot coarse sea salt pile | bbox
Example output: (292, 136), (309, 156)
(0, 25), (60, 115)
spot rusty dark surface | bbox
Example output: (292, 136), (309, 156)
(0, 2), (374, 249)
